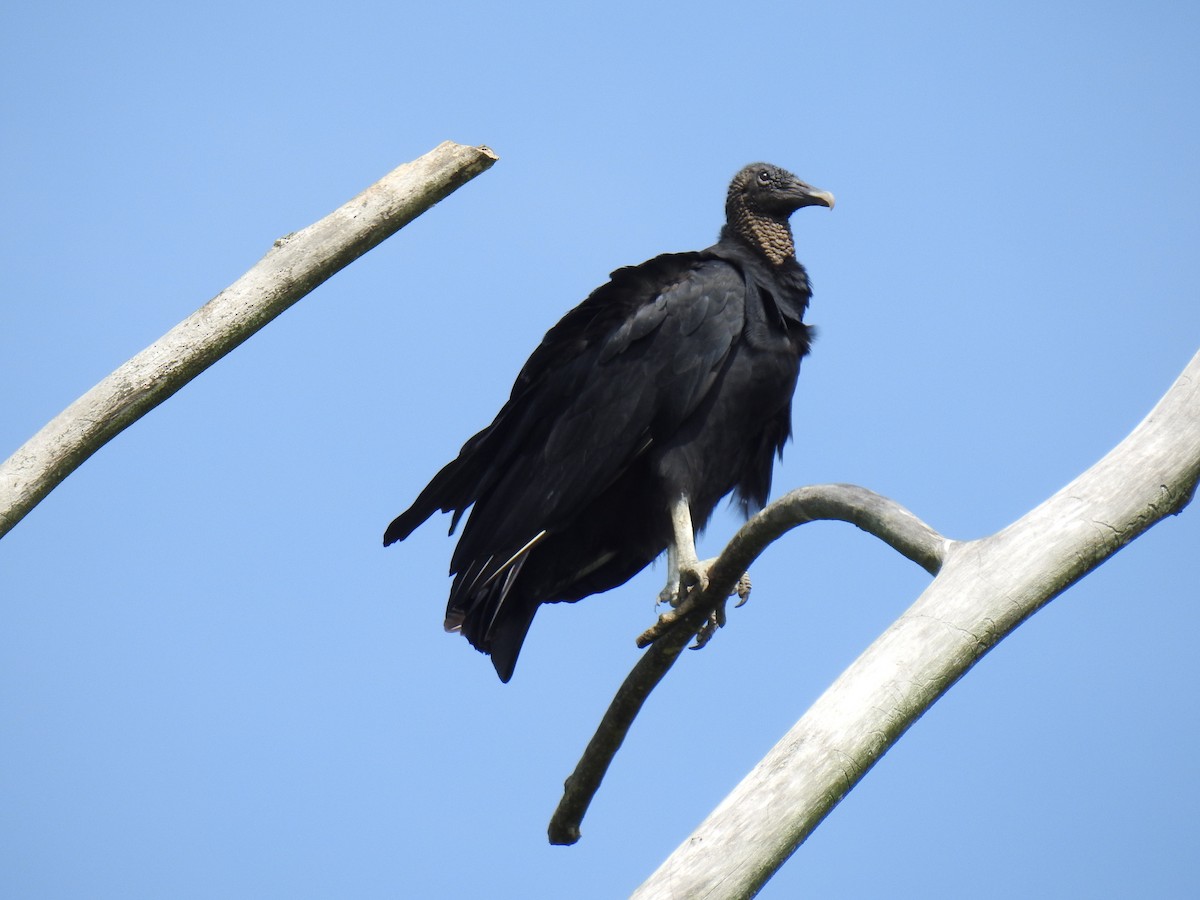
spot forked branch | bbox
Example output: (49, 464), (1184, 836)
(548, 484), (949, 845)
(627, 349), (1200, 899)
(553, 350), (1200, 883)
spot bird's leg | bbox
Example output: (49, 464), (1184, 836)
(669, 495), (709, 597)
(639, 496), (754, 648)
(656, 541), (680, 607)
(655, 496), (707, 607)
(643, 497), (706, 638)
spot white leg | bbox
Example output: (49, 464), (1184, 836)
(657, 541), (680, 606)
(669, 495), (709, 595)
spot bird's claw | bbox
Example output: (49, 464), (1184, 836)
(733, 572), (752, 608)
(678, 558), (710, 598)
(656, 556), (712, 608)
(656, 581), (678, 608)
(641, 564), (752, 650)
(689, 597), (728, 650)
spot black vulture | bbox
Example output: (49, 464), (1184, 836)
(385, 163), (833, 681)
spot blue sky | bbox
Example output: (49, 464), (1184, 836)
(3, 2), (1198, 897)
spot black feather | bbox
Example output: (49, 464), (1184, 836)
(384, 163), (832, 681)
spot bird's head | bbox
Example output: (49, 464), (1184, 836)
(726, 163), (835, 222)
(723, 163), (833, 265)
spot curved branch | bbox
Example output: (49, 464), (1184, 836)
(700, 483), (948, 600)
(631, 349), (1200, 899)
(0, 141), (498, 540)
(548, 484), (948, 845)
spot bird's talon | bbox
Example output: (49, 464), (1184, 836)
(680, 568), (709, 597)
(656, 584), (678, 609)
(733, 572), (752, 608)
(690, 604), (726, 650)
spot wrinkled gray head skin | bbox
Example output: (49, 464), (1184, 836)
(724, 164), (834, 265)
(726, 163), (835, 221)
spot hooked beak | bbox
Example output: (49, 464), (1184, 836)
(786, 179), (835, 211)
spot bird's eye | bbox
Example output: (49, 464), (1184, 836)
(757, 170), (772, 186)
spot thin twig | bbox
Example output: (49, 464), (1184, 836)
(548, 484), (947, 845)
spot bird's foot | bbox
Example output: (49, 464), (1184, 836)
(677, 555), (712, 600)
(690, 597), (727, 649)
(655, 555), (712, 608)
(690, 572), (751, 648)
(656, 579), (678, 608)
(638, 564), (752, 649)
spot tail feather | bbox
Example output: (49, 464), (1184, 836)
(459, 586), (540, 683)
(451, 548), (540, 682)
(484, 597), (540, 683)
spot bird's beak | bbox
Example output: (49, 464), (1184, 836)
(787, 180), (835, 211)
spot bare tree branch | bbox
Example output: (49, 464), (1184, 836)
(0, 141), (498, 540)
(549, 485), (949, 845)
(630, 349), (1200, 899)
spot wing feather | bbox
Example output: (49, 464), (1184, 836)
(449, 258), (745, 574)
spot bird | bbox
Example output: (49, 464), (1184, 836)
(384, 163), (833, 682)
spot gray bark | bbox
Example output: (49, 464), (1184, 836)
(550, 485), (948, 846)
(0, 141), (497, 540)
(630, 348), (1200, 899)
